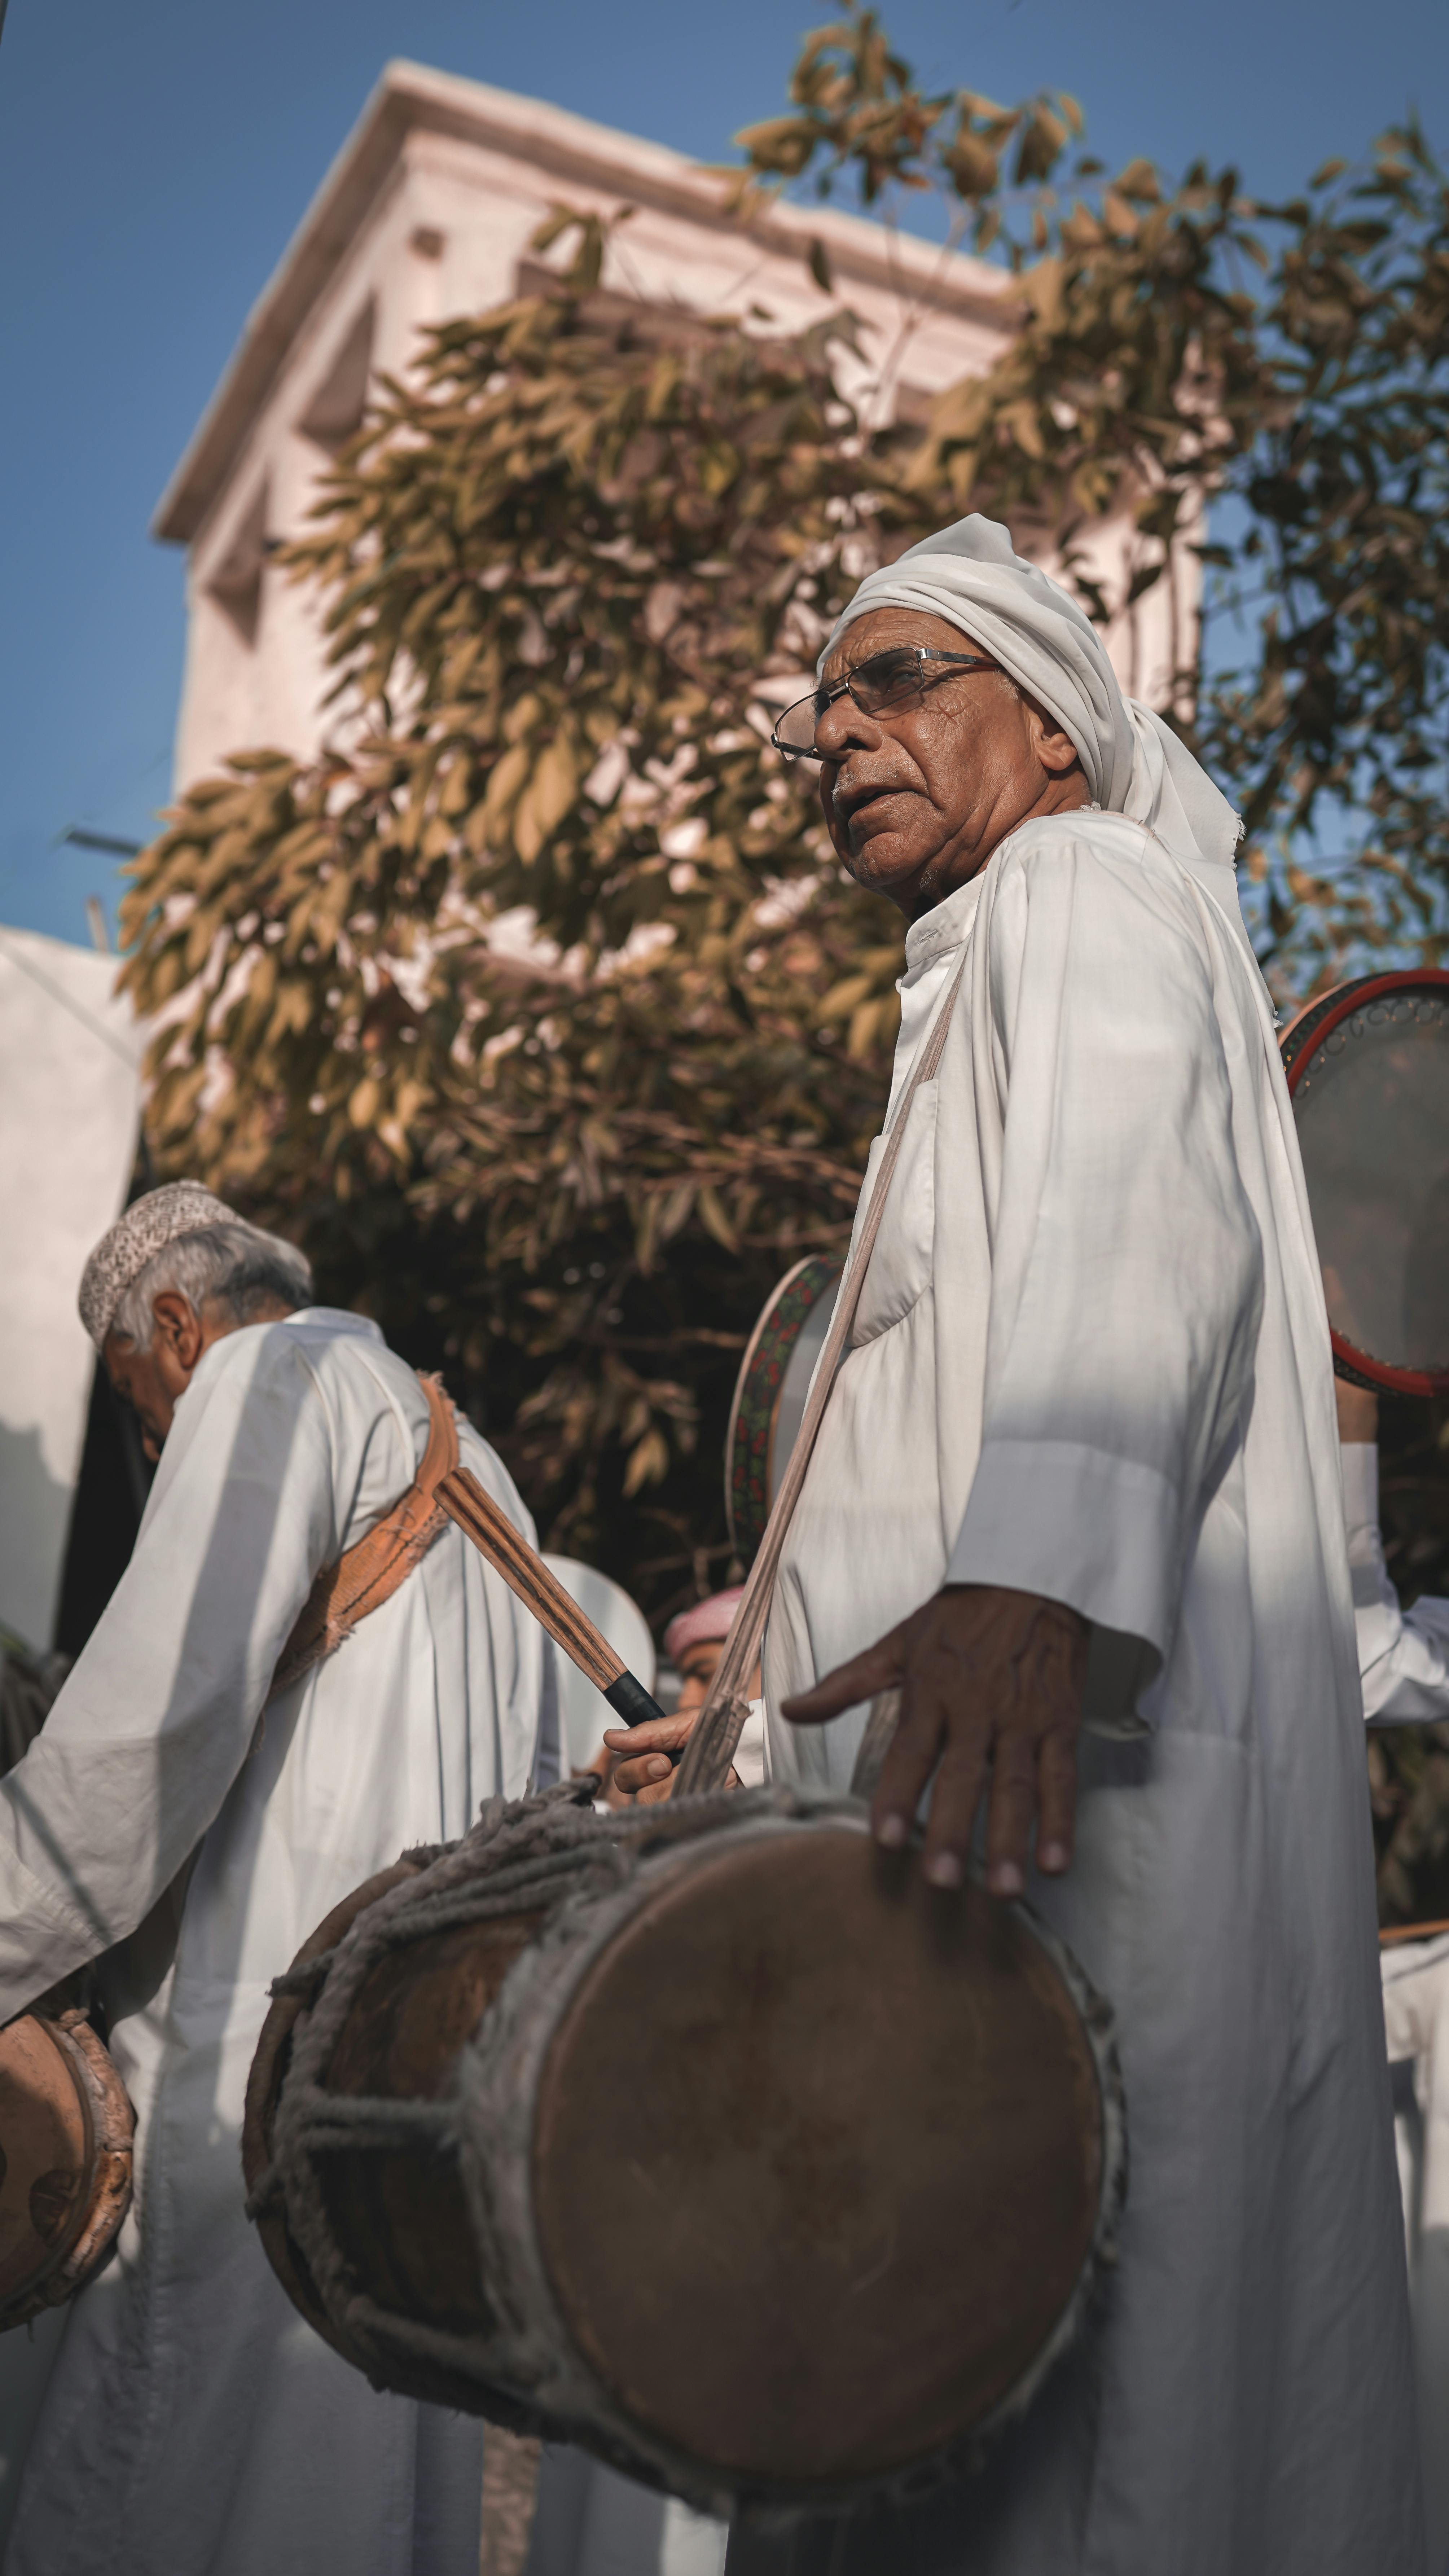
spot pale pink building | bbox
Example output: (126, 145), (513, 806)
(154, 60), (1191, 790)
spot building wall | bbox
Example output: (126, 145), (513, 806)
(164, 69), (1193, 798)
(0, 928), (140, 1653)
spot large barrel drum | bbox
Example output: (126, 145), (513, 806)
(244, 1785), (1124, 2518)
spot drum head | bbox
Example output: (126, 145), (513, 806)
(0, 2017), (93, 2314)
(726, 1256), (843, 1561)
(531, 1821), (1116, 2493)
(1283, 971), (1449, 1393)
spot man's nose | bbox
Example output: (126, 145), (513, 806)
(813, 687), (882, 760)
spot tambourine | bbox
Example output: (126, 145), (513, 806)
(725, 1255), (843, 1561)
(1281, 969), (1449, 1396)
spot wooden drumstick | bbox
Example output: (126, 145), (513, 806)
(437, 1467), (667, 1731)
(1380, 1917), (1449, 1947)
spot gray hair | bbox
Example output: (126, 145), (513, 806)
(110, 1219), (313, 1352)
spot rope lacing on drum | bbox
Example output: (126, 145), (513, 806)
(251, 1776), (790, 2406)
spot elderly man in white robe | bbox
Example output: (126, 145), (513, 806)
(0, 1182), (555, 2576)
(615, 518), (1425, 2575)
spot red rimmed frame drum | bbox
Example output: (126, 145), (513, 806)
(1281, 970), (1449, 1396)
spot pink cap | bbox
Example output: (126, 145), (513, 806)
(663, 1587), (745, 1666)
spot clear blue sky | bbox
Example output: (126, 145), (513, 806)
(2, 0), (1446, 951)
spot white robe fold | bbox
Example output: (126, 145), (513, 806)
(760, 811), (1424, 2575)
(1342, 1441), (1449, 1725)
(0, 1308), (553, 2576)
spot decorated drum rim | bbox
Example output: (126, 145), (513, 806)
(725, 1255), (845, 1562)
(0, 2011), (135, 2334)
(1280, 967), (1449, 1397)
(455, 1794), (1128, 2519)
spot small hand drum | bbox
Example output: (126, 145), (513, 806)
(0, 2011), (134, 2332)
(243, 1789), (1124, 2517)
(726, 1257), (843, 1562)
(1281, 970), (1449, 1394)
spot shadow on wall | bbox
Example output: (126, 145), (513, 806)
(0, 1422), (73, 1658)
(53, 1361), (152, 1660)
(0, 1369), (153, 1778)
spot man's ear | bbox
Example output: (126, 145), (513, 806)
(1021, 691), (1083, 779)
(150, 1290), (205, 1374)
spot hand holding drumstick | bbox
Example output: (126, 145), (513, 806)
(606, 1636), (755, 1806)
(614, 1581), (1087, 1890)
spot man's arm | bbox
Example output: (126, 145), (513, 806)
(0, 1328), (337, 2018)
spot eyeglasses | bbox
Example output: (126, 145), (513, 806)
(770, 645), (999, 764)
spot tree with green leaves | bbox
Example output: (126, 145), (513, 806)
(121, 13), (1449, 1899)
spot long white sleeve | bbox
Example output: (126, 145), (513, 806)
(0, 1327), (342, 2015)
(1341, 1440), (1449, 1725)
(947, 830), (1265, 1680)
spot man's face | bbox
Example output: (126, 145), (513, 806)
(102, 1285), (290, 1461)
(102, 1339), (181, 1461)
(102, 1291), (206, 1460)
(674, 1637), (725, 1718)
(815, 606), (1083, 920)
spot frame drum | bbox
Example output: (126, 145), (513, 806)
(726, 1258), (843, 1561)
(1282, 970), (1449, 1394)
(244, 1787), (1124, 2518)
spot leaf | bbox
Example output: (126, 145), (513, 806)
(942, 131), (998, 199)
(734, 116), (817, 179)
(483, 742), (532, 827)
(697, 1186), (739, 1251)
(528, 736), (580, 838)
(1115, 157), (1160, 203)
(622, 1426), (669, 1496)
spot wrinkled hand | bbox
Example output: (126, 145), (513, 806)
(604, 1711), (694, 1805)
(603, 1711), (742, 1805)
(781, 1584), (1087, 1895)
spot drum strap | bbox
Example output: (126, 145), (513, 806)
(677, 947), (970, 1795)
(269, 1373), (459, 1697)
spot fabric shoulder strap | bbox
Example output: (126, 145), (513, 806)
(676, 946), (969, 1795)
(270, 1371), (460, 1699)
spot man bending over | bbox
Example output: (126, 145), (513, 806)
(0, 1182), (555, 2576)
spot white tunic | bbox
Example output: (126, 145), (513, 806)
(0, 1308), (553, 2576)
(761, 811), (1424, 2575)
(1380, 1935), (1449, 2576)
(1342, 1443), (1449, 1723)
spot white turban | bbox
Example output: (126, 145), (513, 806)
(820, 514), (1241, 872)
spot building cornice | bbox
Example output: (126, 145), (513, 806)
(153, 58), (1014, 548)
